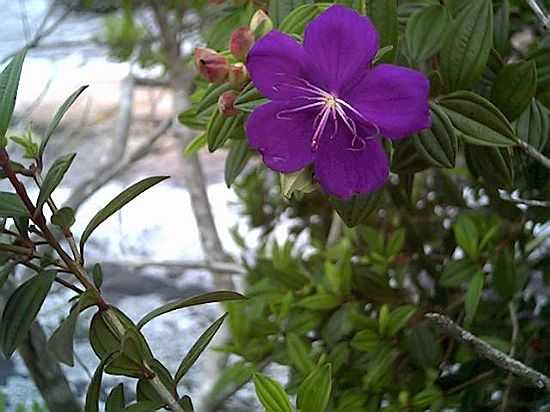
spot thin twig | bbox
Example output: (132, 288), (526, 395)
(516, 139), (550, 170)
(426, 313), (550, 391)
(501, 302), (520, 411)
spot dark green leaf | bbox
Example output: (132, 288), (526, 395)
(233, 83), (267, 113)
(287, 333), (315, 375)
(368, 0), (398, 63)
(392, 138), (431, 174)
(464, 144), (514, 189)
(80, 176), (169, 254)
(137, 291), (244, 329)
(351, 329), (381, 352)
(297, 364), (332, 412)
(40, 86), (88, 156)
(225, 139), (251, 188)
(493, 0), (510, 57)
(453, 215), (479, 259)
(85, 357), (107, 412)
(516, 99), (549, 151)
(413, 102), (457, 168)
(47, 297), (84, 366)
(106, 383), (126, 412)
(387, 305), (417, 337)
(174, 313), (227, 383)
(269, 0), (313, 27)
(438, 91), (517, 147)
(123, 401), (164, 412)
(464, 271), (484, 327)
(0, 50), (26, 138)
(197, 83), (233, 116)
(0, 192), (28, 217)
(92, 263), (103, 289)
(0, 271), (56, 358)
(253, 373), (293, 412)
(440, 0), (493, 91)
(492, 60), (537, 120)
(279, 3), (331, 34)
(493, 248), (518, 300)
(136, 359), (174, 404)
(329, 189), (383, 228)
(36, 153), (76, 212)
(405, 5), (451, 64)
(207, 111), (243, 152)
(440, 259), (478, 287)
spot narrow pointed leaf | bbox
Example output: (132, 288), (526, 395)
(106, 383), (126, 412)
(175, 313), (227, 383)
(80, 176), (169, 253)
(368, 0), (398, 63)
(492, 60), (537, 121)
(47, 297), (84, 366)
(0, 192), (28, 217)
(297, 364), (333, 412)
(516, 99), (549, 151)
(279, 3), (331, 35)
(225, 139), (251, 188)
(0, 49), (26, 138)
(85, 357), (107, 412)
(36, 153), (76, 212)
(137, 290), (244, 329)
(40, 85), (88, 155)
(253, 373), (293, 412)
(405, 5), (450, 63)
(269, 0), (313, 27)
(0, 271), (56, 358)
(464, 271), (484, 327)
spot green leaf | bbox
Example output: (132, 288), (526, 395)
(493, 0), (510, 57)
(297, 293), (341, 311)
(413, 102), (457, 168)
(137, 291), (244, 329)
(287, 333), (315, 375)
(136, 359), (175, 404)
(516, 99), (549, 151)
(206, 111), (243, 152)
(184, 133), (207, 156)
(392, 138), (431, 174)
(329, 189), (383, 228)
(178, 108), (209, 131)
(386, 228), (406, 257)
(0, 192), (28, 217)
(92, 263), (103, 289)
(453, 215), (479, 259)
(40, 85), (88, 156)
(225, 139), (251, 188)
(269, 0), (313, 27)
(438, 91), (517, 147)
(0, 265), (13, 289)
(279, 3), (331, 34)
(464, 271), (484, 327)
(197, 83), (233, 116)
(280, 168), (317, 199)
(47, 297), (84, 366)
(367, 0), (398, 63)
(440, 259), (478, 287)
(464, 144), (514, 189)
(36, 153), (76, 212)
(123, 401), (164, 412)
(80, 176), (169, 254)
(233, 83), (268, 113)
(440, 0), (493, 91)
(253, 373), (292, 412)
(174, 313), (227, 383)
(106, 383), (126, 412)
(493, 248), (518, 300)
(351, 329), (381, 352)
(492, 60), (537, 121)
(85, 357), (108, 412)
(51, 207), (76, 230)
(405, 5), (451, 64)
(297, 364), (332, 412)
(0, 271), (56, 358)
(387, 305), (417, 337)
(0, 49), (26, 138)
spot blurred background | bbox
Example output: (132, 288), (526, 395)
(0, 0), (266, 410)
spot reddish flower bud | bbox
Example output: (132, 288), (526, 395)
(218, 90), (240, 117)
(229, 28), (255, 61)
(250, 10), (273, 37)
(194, 48), (230, 84)
(228, 63), (249, 89)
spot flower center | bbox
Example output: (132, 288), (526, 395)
(273, 75), (379, 152)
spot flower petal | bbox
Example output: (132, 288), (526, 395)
(246, 101), (316, 172)
(246, 31), (309, 100)
(303, 5), (379, 94)
(314, 126), (389, 199)
(346, 64), (431, 139)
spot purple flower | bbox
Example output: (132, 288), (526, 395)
(245, 5), (431, 199)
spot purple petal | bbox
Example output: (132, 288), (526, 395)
(346, 64), (431, 140)
(303, 5), (379, 94)
(246, 101), (316, 172)
(246, 31), (309, 101)
(313, 126), (389, 199)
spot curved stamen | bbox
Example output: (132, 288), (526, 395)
(311, 106), (331, 151)
(276, 101), (326, 120)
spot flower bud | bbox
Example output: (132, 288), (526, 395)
(228, 63), (249, 89)
(250, 10), (273, 38)
(229, 28), (255, 61)
(194, 48), (230, 84)
(218, 90), (240, 117)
